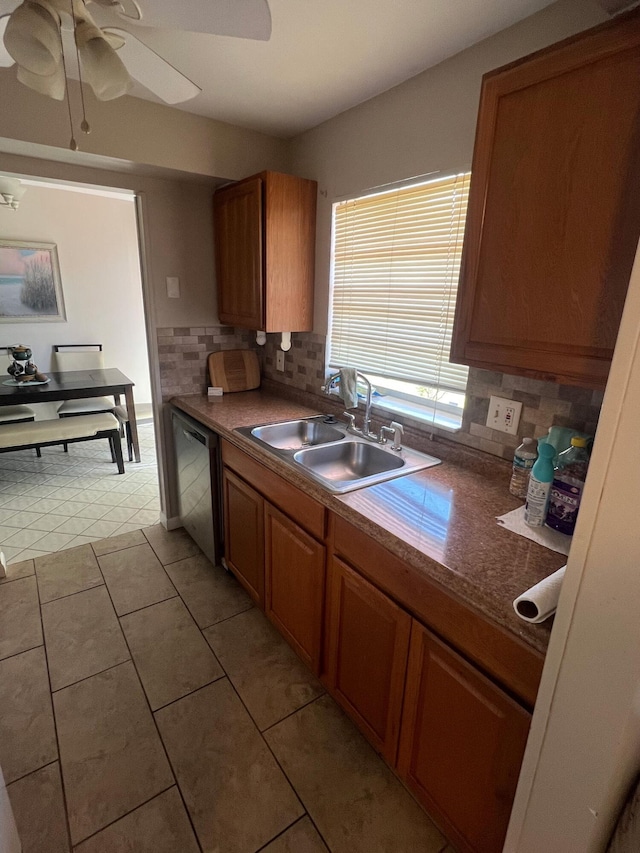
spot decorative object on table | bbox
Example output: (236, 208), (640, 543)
(2, 377), (50, 386)
(509, 437), (538, 499)
(513, 565), (566, 624)
(0, 241), (66, 322)
(6, 344), (48, 383)
(524, 442), (555, 528)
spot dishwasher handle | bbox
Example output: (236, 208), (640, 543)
(182, 428), (206, 446)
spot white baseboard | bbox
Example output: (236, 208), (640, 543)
(160, 513), (182, 531)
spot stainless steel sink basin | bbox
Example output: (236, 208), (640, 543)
(236, 415), (441, 494)
(294, 440), (404, 482)
(251, 418), (345, 450)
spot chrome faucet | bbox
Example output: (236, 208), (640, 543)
(322, 371), (403, 449)
(378, 421), (404, 451)
(322, 370), (376, 439)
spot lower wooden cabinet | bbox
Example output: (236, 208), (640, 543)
(265, 502), (325, 674)
(325, 555), (411, 764)
(398, 621), (531, 853)
(222, 467), (265, 606)
(221, 442), (534, 853)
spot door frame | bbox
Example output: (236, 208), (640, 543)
(506, 237), (640, 851)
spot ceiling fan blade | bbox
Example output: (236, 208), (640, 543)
(111, 0), (272, 41)
(105, 27), (201, 104)
(0, 15), (16, 66)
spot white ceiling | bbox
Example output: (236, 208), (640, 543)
(117, 0), (557, 138)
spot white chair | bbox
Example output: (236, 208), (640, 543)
(0, 405), (41, 457)
(53, 344), (116, 417)
(53, 344), (122, 453)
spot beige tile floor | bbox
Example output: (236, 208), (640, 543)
(0, 422), (160, 566)
(0, 524), (454, 853)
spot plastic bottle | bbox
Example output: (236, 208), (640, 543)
(524, 442), (555, 527)
(545, 437), (590, 536)
(509, 437), (538, 499)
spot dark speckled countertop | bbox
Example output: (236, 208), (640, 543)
(171, 391), (565, 655)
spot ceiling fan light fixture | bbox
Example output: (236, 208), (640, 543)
(74, 17), (132, 100)
(0, 177), (27, 211)
(4, 0), (62, 76)
(16, 58), (66, 99)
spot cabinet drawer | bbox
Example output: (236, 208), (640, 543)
(332, 514), (542, 708)
(222, 439), (325, 540)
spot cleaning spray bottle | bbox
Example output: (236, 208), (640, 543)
(524, 442), (555, 528)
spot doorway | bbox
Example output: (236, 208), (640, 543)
(0, 176), (160, 564)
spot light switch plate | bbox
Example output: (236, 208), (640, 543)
(276, 351), (285, 372)
(166, 276), (180, 298)
(486, 395), (522, 435)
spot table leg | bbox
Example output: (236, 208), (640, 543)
(124, 386), (141, 463)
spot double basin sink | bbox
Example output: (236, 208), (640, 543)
(236, 416), (440, 494)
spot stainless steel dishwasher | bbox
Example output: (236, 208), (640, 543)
(171, 407), (222, 566)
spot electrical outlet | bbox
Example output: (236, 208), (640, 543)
(276, 350), (285, 372)
(486, 395), (522, 435)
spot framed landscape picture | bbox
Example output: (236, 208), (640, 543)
(0, 240), (66, 322)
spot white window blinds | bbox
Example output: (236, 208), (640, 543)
(329, 172), (471, 394)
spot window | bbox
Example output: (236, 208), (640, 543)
(328, 172), (471, 428)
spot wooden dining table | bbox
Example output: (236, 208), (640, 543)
(0, 367), (141, 463)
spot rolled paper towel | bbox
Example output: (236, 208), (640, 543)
(513, 566), (566, 623)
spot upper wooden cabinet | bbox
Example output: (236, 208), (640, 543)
(451, 11), (640, 388)
(214, 171), (317, 332)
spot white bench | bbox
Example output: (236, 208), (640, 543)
(0, 412), (125, 473)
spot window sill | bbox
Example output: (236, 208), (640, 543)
(369, 394), (462, 433)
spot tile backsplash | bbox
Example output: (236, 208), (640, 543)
(157, 326), (254, 401)
(257, 331), (326, 394)
(158, 327), (604, 460)
(457, 369), (603, 460)
(252, 333), (604, 461)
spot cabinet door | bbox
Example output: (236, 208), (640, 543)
(398, 621), (531, 853)
(451, 13), (640, 387)
(265, 503), (325, 674)
(325, 555), (411, 764)
(263, 171), (317, 333)
(214, 177), (264, 329)
(222, 467), (264, 605)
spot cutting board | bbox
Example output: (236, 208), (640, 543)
(207, 350), (261, 393)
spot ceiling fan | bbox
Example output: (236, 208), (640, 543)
(0, 0), (272, 107)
